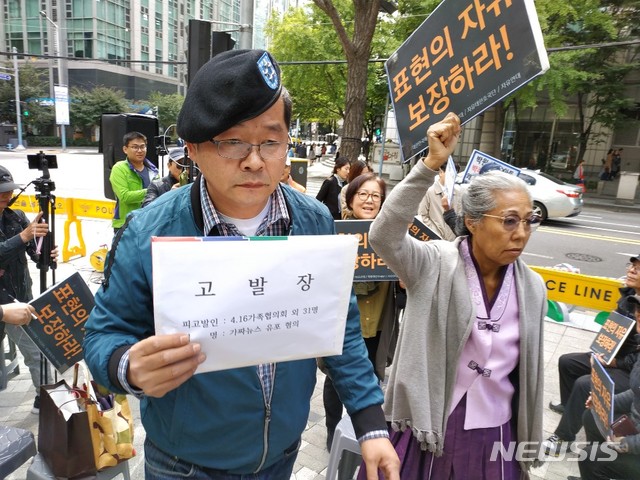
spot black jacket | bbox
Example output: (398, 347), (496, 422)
(316, 175), (344, 220)
(0, 208), (38, 304)
(141, 174), (179, 208)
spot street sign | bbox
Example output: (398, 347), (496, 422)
(0, 73), (12, 81)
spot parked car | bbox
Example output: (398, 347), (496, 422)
(456, 168), (583, 221)
(518, 169), (583, 221)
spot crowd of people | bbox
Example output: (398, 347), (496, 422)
(1, 48), (637, 480)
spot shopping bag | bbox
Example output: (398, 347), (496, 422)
(74, 362), (136, 470)
(38, 380), (98, 479)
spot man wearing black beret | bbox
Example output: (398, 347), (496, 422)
(83, 50), (400, 479)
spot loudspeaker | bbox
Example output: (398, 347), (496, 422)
(211, 32), (235, 58)
(100, 114), (159, 200)
(187, 19), (212, 86)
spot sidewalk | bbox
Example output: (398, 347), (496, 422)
(0, 294), (597, 479)
(0, 158), (623, 479)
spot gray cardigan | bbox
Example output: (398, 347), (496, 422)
(369, 160), (547, 472)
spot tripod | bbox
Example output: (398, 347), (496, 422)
(33, 161), (57, 290)
(31, 153), (58, 387)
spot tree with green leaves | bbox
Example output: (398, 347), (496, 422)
(310, 0), (388, 162)
(147, 91), (184, 136)
(69, 86), (128, 139)
(516, 0), (639, 169)
(267, 1), (398, 160)
(0, 63), (53, 134)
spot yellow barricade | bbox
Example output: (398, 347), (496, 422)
(11, 195), (68, 215)
(530, 266), (621, 313)
(13, 196), (116, 262)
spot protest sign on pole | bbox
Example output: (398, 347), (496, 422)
(386, 0), (549, 161)
(461, 149), (521, 183)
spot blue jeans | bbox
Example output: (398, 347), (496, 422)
(144, 437), (300, 479)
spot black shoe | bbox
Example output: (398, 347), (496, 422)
(326, 434), (333, 452)
(566, 476), (582, 480)
(31, 395), (40, 415)
(549, 401), (565, 415)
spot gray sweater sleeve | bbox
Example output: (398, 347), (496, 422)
(369, 160), (440, 285)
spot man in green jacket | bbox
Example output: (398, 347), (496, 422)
(109, 131), (159, 233)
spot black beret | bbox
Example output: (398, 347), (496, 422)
(177, 49), (282, 143)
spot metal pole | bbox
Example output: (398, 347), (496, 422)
(239, 0), (254, 49)
(40, 10), (67, 151)
(12, 48), (24, 150)
(54, 19), (67, 151)
(378, 92), (390, 177)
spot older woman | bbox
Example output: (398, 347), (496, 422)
(366, 113), (546, 479)
(316, 157), (350, 220)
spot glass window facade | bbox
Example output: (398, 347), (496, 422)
(3, 0), (226, 91)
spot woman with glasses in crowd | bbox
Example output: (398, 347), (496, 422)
(365, 113), (547, 479)
(324, 172), (402, 452)
(340, 159), (372, 219)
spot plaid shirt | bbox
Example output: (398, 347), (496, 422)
(201, 178), (290, 405)
(120, 179), (291, 403)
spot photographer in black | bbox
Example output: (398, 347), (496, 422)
(0, 165), (56, 413)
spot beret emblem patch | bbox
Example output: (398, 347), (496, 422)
(257, 52), (279, 90)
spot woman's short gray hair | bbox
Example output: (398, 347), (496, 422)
(457, 171), (532, 235)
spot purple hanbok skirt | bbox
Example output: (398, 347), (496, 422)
(358, 395), (522, 480)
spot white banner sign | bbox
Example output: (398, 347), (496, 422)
(54, 85), (70, 125)
(152, 235), (359, 373)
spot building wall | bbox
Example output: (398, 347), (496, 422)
(1, 0), (244, 100)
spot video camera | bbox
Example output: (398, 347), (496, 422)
(26, 151), (57, 271)
(155, 135), (169, 157)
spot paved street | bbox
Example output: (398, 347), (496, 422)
(0, 148), (636, 479)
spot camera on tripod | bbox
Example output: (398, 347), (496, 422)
(26, 151), (57, 272)
(155, 135), (169, 157)
(27, 152), (57, 195)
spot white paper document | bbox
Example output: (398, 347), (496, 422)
(152, 235), (359, 373)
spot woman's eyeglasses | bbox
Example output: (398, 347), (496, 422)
(355, 191), (382, 203)
(482, 214), (542, 232)
(625, 262), (639, 272)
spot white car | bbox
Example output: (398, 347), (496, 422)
(456, 168), (583, 221)
(517, 169), (583, 221)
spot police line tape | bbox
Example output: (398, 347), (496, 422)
(12, 195), (115, 262)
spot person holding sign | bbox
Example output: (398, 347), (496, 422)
(366, 113), (546, 478)
(572, 295), (640, 480)
(324, 172), (401, 450)
(0, 302), (36, 325)
(417, 166), (460, 241)
(0, 165), (56, 414)
(83, 50), (399, 480)
(544, 257), (640, 456)
(340, 159), (372, 219)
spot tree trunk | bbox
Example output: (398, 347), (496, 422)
(340, 53), (369, 161)
(313, 0), (381, 163)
